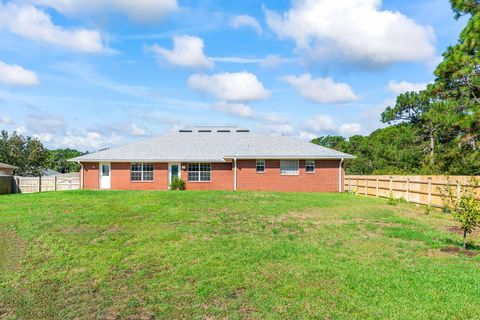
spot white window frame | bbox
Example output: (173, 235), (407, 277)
(306, 160), (315, 173)
(256, 159), (265, 173)
(280, 160), (299, 176)
(130, 163), (154, 182)
(188, 163), (211, 182)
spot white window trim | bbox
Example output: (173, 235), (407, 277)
(306, 160), (315, 173)
(188, 163), (212, 182)
(280, 160), (299, 176)
(256, 159), (265, 173)
(130, 162), (154, 182)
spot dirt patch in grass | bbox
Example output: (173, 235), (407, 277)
(447, 226), (464, 235)
(446, 225), (480, 238)
(440, 246), (478, 257)
(0, 228), (26, 272)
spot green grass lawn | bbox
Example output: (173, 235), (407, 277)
(0, 190), (479, 319)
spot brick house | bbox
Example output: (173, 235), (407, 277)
(0, 162), (16, 175)
(70, 126), (354, 192)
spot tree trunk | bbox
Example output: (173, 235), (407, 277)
(429, 125), (435, 165)
(463, 229), (468, 250)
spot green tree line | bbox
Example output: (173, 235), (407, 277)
(313, 0), (480, 175)
(0, 130), (85, 176)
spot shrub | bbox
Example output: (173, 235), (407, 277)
(440, 178), (480, 249)
(170, 176), (186, 190)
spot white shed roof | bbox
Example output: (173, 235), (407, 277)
(70, 126), (354, 162)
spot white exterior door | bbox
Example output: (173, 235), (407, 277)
(99, 163), (111, 189)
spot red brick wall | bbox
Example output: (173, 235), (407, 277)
(82, 162), (99, 189)
(236, 160), (342, 192)
(81, 159), (344, 192)
(181, 162), (234, 190)
(110, 162), (168, 190)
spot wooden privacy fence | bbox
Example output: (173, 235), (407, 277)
(0, 175), (13, 195)
(345, 175), (480, 208)
(13, 173), (81, 194)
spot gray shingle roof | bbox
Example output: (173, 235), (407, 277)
(70, 126), (354, 162)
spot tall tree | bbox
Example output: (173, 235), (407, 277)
(381, 91), (439, 165)
(47, 149), (84, 173)
(432, 0), (480, 149)
(0, 131), (48, 176)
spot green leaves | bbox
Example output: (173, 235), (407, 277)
(0, 130), (48, 176)
(441, 178), (480, 248)
(46, 149), (84, 174)
(381, 91), (431, 124)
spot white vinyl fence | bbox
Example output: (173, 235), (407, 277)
(13, 173), (80, 194)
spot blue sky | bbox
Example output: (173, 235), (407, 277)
(0, 0), (467, 151)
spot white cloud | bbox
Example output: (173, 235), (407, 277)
(188, 72), (270, 102)
(339, 123), (362, 135)
(15, 126), (27, 134)
(33, 132), (53, 142)
(25, 113), (65, 134)
(0, 115), (14, 125)
(209, 54), (293, 67)
(281, 73), (358, 104)
(265, 0), (436, 65)
(129, 123), (146, 136)
(210, 57), (263, 64)
(388, 80), (429, 95)
(295, 116), (362, 140)
(213, 101), (255, 118)
(29, 0), (178, 22)
(0, 3), (106, 53)
(60, 131), (104, 149)
(230, 15), (262, 34)
(149, 35), (213, 69)
(260, 113), (290, 124)
(303, 115), (336, 133)
(260, 54), (292, 68)
(0, 60), (39, 86)
(257, 124), (294, 136)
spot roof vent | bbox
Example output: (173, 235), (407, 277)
(198, 130), (212, 133)
(236, 129), (250, 133)
(179, 129), (192, 133)
(217, 130), (231, 133)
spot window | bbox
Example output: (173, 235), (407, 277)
(280, 160), (299, 175)
(131, 163), (153, 181)
(101, 164), (110, 177)
(256, 160), (265, 173)
(306, 160), (315, 173)
(188, 163), (211, 182)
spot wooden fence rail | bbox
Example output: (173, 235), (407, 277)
(13, 173), (81, 194)
(345, 175), (480, 208)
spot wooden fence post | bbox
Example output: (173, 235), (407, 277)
(348, 177), (351, 192)
(456, 180), (461, 200)
(54, 176), (57, 191)
(376, 178), (379, 197)
(427, 177), (432, 207)
(365, 178), (368, 195)
(389, 176), (393, 196)
(38, 177), (41, 193)
(406, 177), (410, 202)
